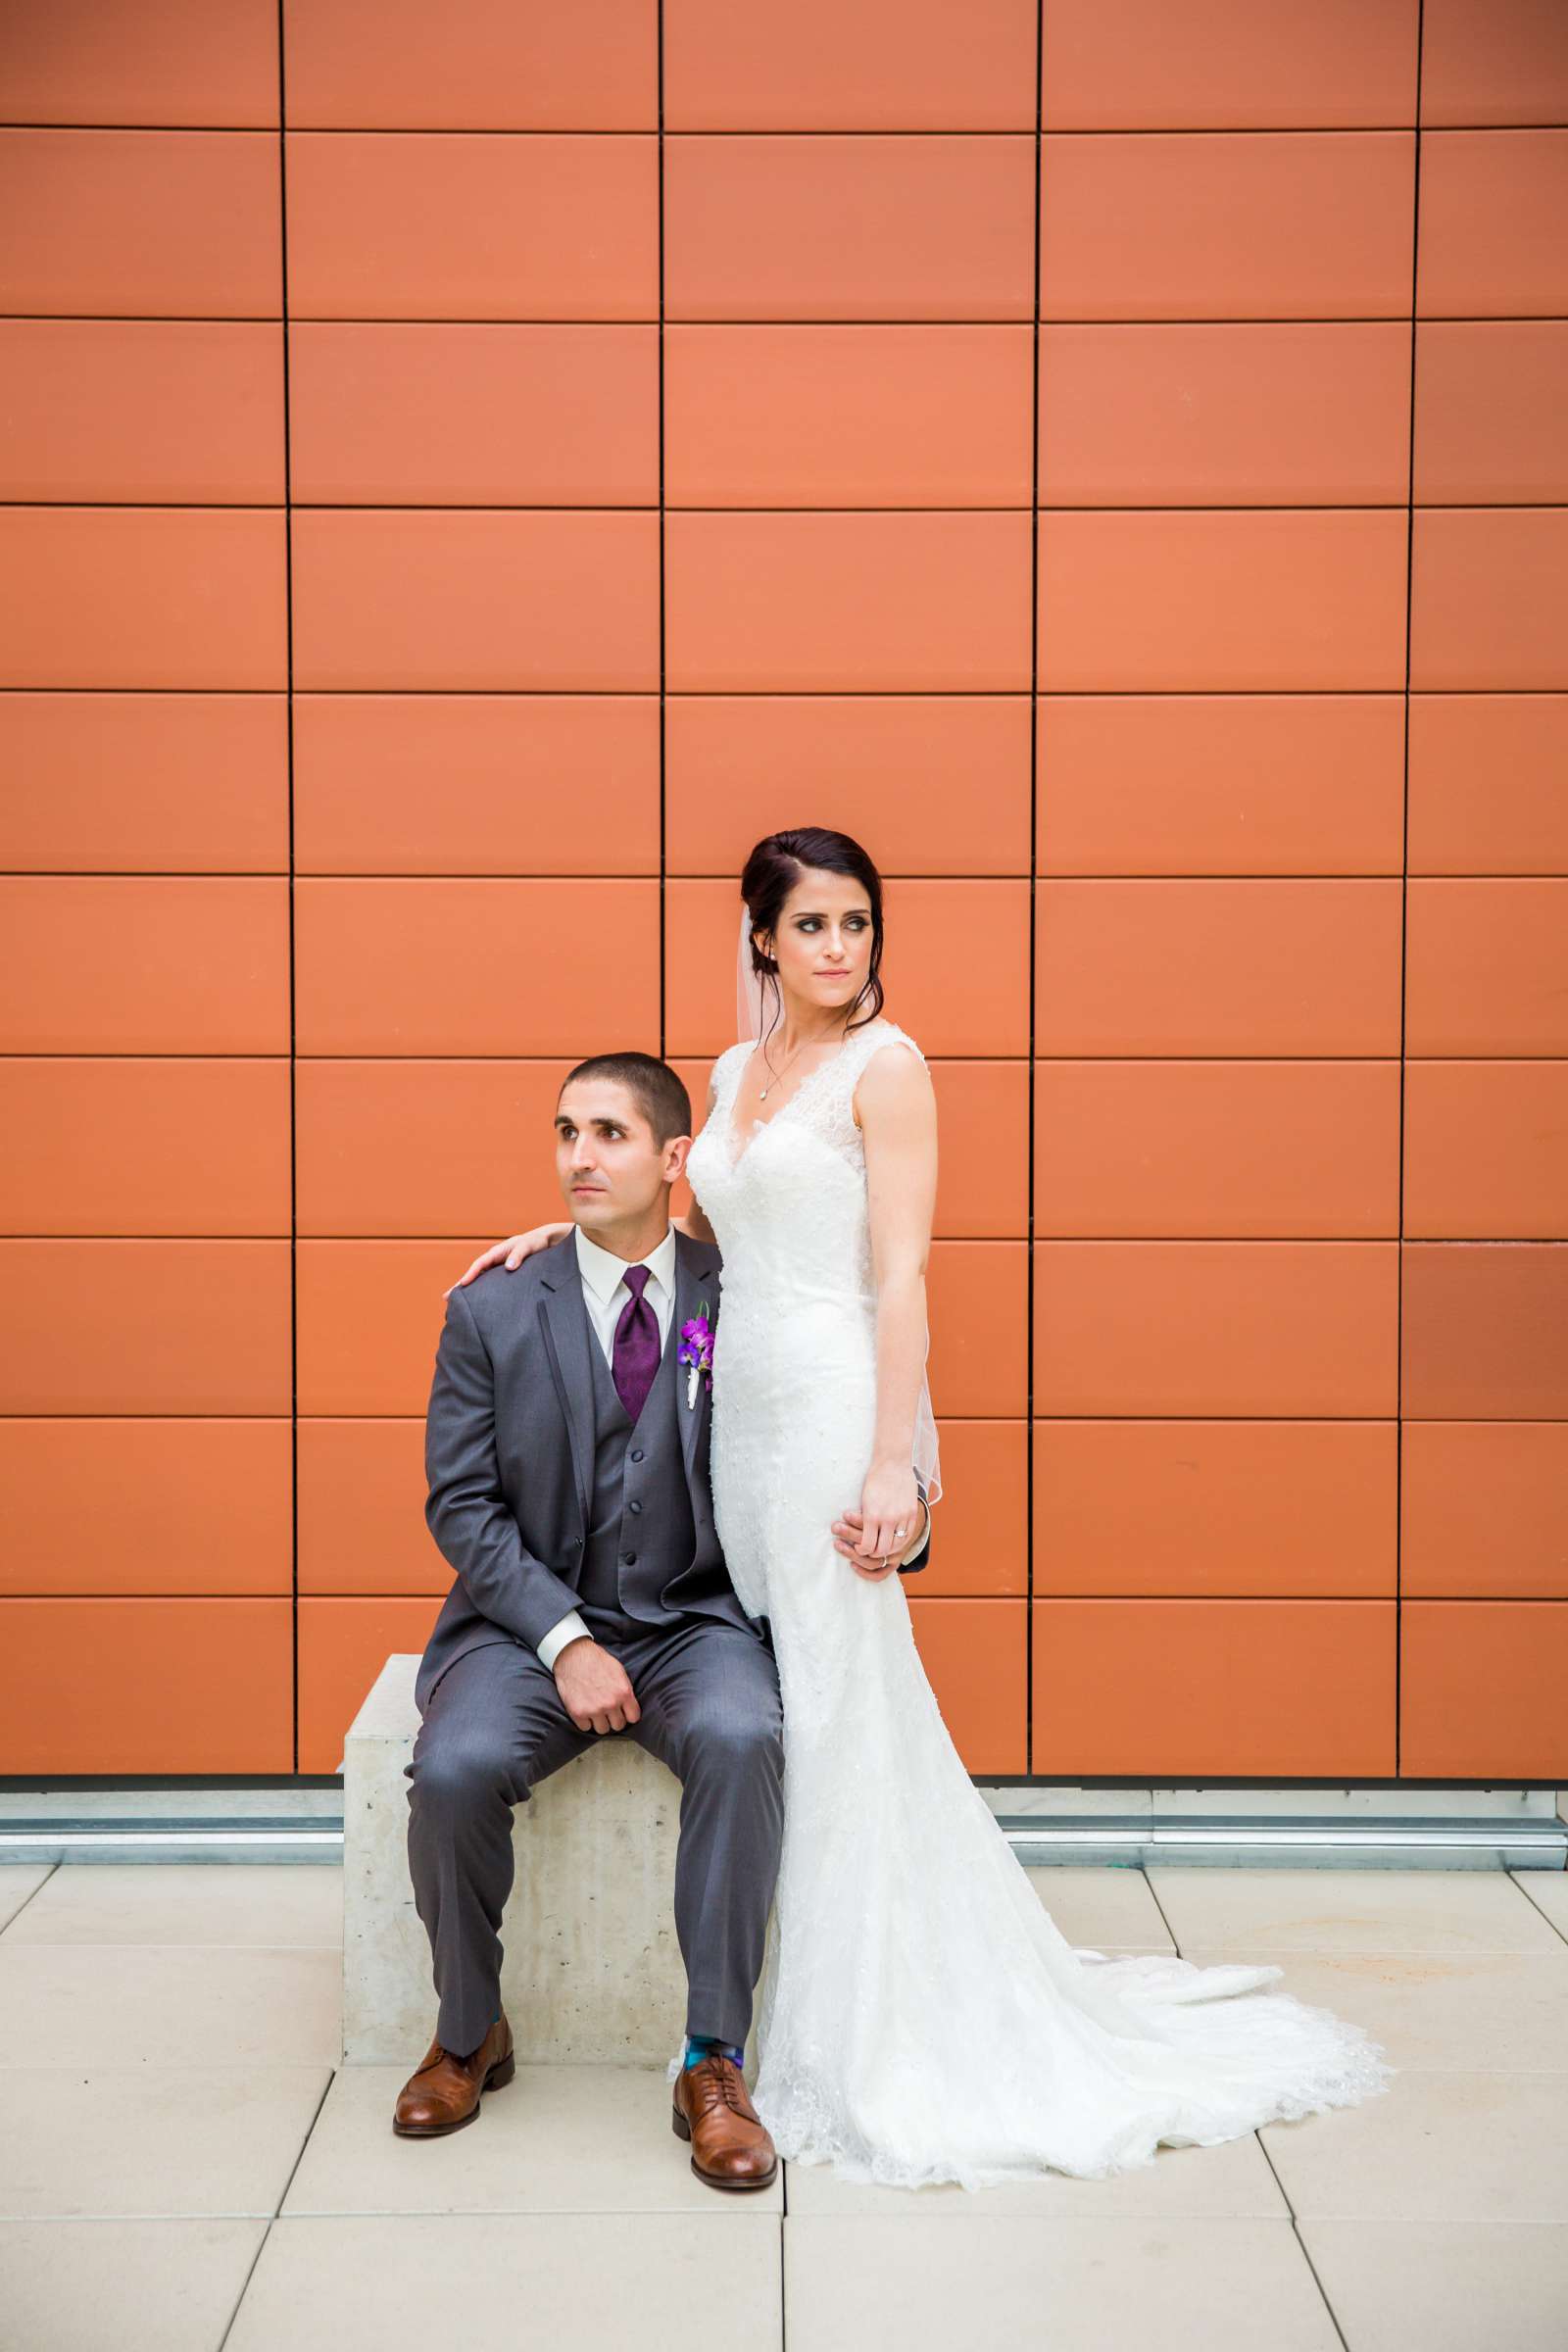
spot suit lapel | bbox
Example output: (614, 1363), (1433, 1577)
(540, 1229), (711, 1525)
(537, 1242), (595, 1533)
(672, 1230), (712, 1495)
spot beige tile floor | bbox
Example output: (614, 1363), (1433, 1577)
(1, 1860), (1566, 2350)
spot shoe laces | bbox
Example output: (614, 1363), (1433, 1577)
(693, 2054), (748, 2117)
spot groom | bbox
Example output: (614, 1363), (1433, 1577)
(398, 1049), (931, 2188)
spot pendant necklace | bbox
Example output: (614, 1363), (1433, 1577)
(758, 1040), (807, 1101)
(758, 1028), (835, 1101)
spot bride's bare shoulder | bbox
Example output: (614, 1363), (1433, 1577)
(850, 1021), (933, 1128)
(858, 1015), (927, 1069)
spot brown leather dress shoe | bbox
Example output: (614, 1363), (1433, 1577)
(671, 2054), (778, 2190)
(392, 2013), (514, 2137)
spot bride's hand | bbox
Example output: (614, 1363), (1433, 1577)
(831, 1508), (898, 1581)
(444, 1222), (571, 1297)
(848, 1462), (921, 1573)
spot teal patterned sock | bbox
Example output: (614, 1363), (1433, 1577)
(684, 2032), (744, 2071)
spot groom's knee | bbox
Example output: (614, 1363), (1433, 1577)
(407, 1716), (543, 1817)
(407, 1737), (505, 1816)
(682, 1690), (784, 1793)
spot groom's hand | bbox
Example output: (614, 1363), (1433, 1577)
(553, 1637), (641, 1736)
(830, 1508), (900, 1581)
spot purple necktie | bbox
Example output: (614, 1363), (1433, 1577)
(612, 1264), (661, 1425)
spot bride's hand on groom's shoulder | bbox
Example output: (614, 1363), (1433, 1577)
(444, 1222), (572, 1297)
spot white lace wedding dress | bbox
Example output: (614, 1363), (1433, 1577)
(667, 1012), (1395, 2190)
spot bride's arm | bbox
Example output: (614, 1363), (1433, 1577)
(857, 1044), (939, 1562)
(674, 1063), (721, 1248)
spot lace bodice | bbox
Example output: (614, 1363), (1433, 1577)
(686, 1015), (927, 1313)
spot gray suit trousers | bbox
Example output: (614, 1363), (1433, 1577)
(404, 1609), (785, 2057)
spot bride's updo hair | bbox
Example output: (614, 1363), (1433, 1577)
(740, 827), (886, 1044)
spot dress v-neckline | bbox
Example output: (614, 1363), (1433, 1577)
(723, 1022), (880, 1171)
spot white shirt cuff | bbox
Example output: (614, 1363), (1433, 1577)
(536, 1610), (591, 1672)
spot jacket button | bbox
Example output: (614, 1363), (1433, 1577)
(629, 1499), (642, 1514)
(629, 1448), (644, 1462)
(622, 1550), (637, 1565)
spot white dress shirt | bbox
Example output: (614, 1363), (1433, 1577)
(534, 1217), (929, 1673)
(534, 1222), (680, 1671)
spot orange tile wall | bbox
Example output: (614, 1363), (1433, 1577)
(2, 2), (1565, 1784)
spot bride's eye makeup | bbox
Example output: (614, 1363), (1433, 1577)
(796, 914), (869, 932)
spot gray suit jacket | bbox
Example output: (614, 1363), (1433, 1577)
(418, 1226), (930, 1710)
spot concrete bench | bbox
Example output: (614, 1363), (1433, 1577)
(340, 1653), (763, 2071)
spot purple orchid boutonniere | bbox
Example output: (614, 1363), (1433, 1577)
(679, 1299), (714, 1409)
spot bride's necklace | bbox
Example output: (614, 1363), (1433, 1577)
(757, 1025), (842, 1101)
(757, 1041), (807, 1102)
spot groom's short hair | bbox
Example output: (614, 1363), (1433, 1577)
(560, 1052), (692, 1150)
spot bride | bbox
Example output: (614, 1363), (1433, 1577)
(447, 824), (1395, 2191)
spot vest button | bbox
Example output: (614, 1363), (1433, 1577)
(629, 1449), (644, 1462)
(629, 1499), (642, 1513)
(622, 1550), (637, 1565)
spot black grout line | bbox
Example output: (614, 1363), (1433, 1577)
(1025, 0), (1042, 1774)
(0, 1771), (1542, 1790)
(14, 499), (1568, 513)
(24, 870), (1564, 879)
(14, 1588), (1531, 1598)
(0, 1233), (1540, 1243)
(0, 1770), (1537, 1789)
(3, 1053), (1560, 1063)
(1394, 4), (1429, 1781)
(8, 313), (1568, 324)
(2, 685), (1561, 698)
(275, 0), (300, 1777)
(0, 1410), (1512, 1422)
(5, 120), (1566, 134)
(658, 5), (666, 1057)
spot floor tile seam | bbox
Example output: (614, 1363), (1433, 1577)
(0, 2208), (282, 2224)
(1257, 2061), (1568, 2074)
(12, 2207), (1565, 2227)
(260, 2205), (785, 2224)
(1296, 2215), (1568, 2230)
(0, 2061), (335, 2075)
(0, 1939), (345, 1952)
(274, 2200), (786, 2218)
(1167, 1941), (1568, 1956)
(1265, 2060), (1568, 2072)
(779, 2208), (1347, 2229)
(11, 1936), (1558, 1955)
(0, 1937), (345, 1956)
(1285, 2212), (1354, 2352)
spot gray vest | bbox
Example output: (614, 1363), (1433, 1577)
(576, 1287), (698, 1628)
